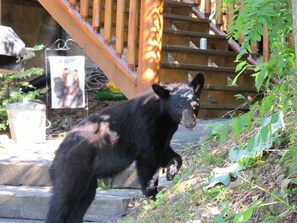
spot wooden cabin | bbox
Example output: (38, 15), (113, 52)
(1, 0), (270, 119)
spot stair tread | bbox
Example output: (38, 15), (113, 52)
(164, 0), (198, 8)
(160, 62), (254, 73)
(0, 139), (140, 189)
(200, 103), (249, 110)
(0, 185), (141, 222)
(0, 219), (44, 223)
(163, 28), (227, 39)
(0, 185), (140, 200)
(164, 13), (210, 23)
(162, 44), (248, 58)
(204, 85), (257, 93)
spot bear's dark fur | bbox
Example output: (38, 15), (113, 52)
(46, 72), (205, 223)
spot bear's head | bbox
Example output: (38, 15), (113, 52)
(152, 72), (205, 130)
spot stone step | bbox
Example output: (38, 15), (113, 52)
(0, 185), (141, 222)
(0, 162), (51, 186)
(0, 138), (140, 188)
(0, 161), (140, 188)
(0, 219), (44, 223)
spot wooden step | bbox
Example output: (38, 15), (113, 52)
(164, 0), (198, 8)
(200, 103), (249, 110)
(163, 28), (226, 40)
(160, 62), (255, 87)
(200, 89), (257, 111)
(164, 13), (210, 24)
(199, 103), (250, 119)
(160, 62), (254, 74)
(162, 45), (247, 67)
(162, 45), (247, 58)
(164, 0), (197, 17)
(162, 29), (227, 50)
(199, 103), (249, 119)
(204, 85), (257, 93)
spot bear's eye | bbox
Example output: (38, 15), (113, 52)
(191, 101), (199, 111)
(176, 105), (183, 110)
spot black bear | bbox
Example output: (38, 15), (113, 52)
(46, 72), (205, 223)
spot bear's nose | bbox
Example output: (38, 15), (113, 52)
(185, 121), (196, 130)
(181, 109), (196, 130)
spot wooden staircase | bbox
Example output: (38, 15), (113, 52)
(38, 0), (259, 119)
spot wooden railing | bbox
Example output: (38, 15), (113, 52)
(75, 0), (164, 94)
(192, 0), (269, 63)
(38, 0), (164, 98)
(69, 0), (140, 69)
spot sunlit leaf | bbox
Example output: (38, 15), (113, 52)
(233, 207), (253, 223)
(220, 124), (230, 144)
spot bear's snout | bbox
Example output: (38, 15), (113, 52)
(181, 109), (196, 130)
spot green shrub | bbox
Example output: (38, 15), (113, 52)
(0, 45), (44, 130)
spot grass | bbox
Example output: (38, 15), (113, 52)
(122, 110), (297, 223)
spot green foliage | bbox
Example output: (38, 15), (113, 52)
(215, 199), (263, 223)
(222, 0), (296, 106)
(210, 1), (297, 221)
(237, 150), (263, 167)
(0, 45), (44, 130)
(218, 0), (297, 154)
(172, 175), (181, 185)
(196, 138), (228, 167)
(151, 192), (166, 208)
(260, 215), (281, 223)
(206, 186), (229, 203)
(97, 179), (113, 190)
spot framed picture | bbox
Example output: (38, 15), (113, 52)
(49, 56), (86, 108)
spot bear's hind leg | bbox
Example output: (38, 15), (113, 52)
(66, 176), (98, 223)
(46, 185), (84, 223)
(46, 158), (95, 223)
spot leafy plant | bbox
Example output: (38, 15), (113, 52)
(214, 200), (262, 223)
(151, 192), (166, 208)
(207, 1), (297, 221)
(0, 45), (44, 130)
(206, 186), (229, 203)
(218, 0), (297, 166)
(97, 179), (113, 190)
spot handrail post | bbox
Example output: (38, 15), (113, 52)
(116, 0), (125, 57)
(92, 0), (101, 32)
(137, 0), (163, 94)
(69, 0), (77, 8)
(104, 0), (113, 43)
(127, 0), (139, 70)
(80, 0), (89, 21)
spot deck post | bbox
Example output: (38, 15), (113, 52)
(137, 0), (164, 95)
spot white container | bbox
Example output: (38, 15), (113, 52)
(6, 100), (46, 144)
(200, 38), (207, 49)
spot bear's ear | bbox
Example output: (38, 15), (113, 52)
(189, 72), (205, 97)
(152, 84), (170, 99)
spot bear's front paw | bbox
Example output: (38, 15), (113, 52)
(143, 188), (158, 200)
(166, 160), (179, 181)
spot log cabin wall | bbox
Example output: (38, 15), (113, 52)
(0, 0), (59, 68)
(1, 0), (59, 49)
